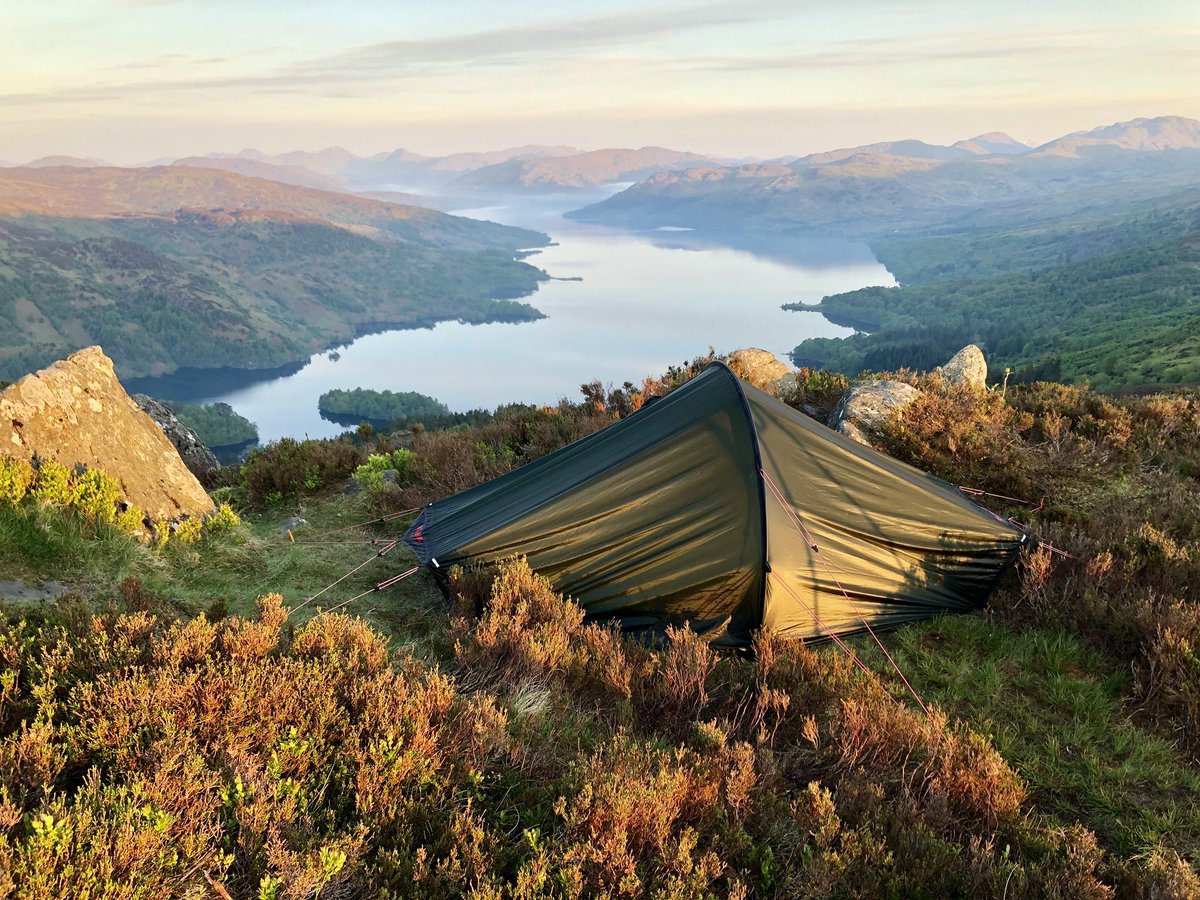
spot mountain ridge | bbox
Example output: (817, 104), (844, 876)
(568, 115), (1200, 237)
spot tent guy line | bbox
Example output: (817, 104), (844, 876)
(760, 466), (930, 715)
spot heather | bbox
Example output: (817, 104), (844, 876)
(3, 358), (1200, 896)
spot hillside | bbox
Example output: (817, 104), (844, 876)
(0, 215), (547, 380)
(789, 181), (1200, 388)
(0, 166), (550, 380)
(168, 156), (351, 193)
(2, 354), (1199, 895)
(0, 165), (544, 250)
(177, 144), (582, 192)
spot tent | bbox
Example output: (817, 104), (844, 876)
(402, 363), (1025, 648)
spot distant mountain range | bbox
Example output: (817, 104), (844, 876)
(568, 117), (1200, 237)
(0, 165), (549, 380)
(169, 145), (583, 195)
(176, 145), (735, 196)
(443, 147), (737, 194)
(3, 144), (737, 199)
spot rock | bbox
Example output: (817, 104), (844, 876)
(0, 346), (214, 521)
(727, 348), (791, 391)
(770, 371), (801, 399)
(937, 344), (988, 390)
(133, 394), (221, 485)
(828, 380), (922, 446)
(281, 516), (308, 538)
(0, 580), (69, 602)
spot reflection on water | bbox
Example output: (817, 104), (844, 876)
(135, 203), (894, 442)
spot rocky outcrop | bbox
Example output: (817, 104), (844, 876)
(133, 394), (221, 485)
(0, 346), (214, 521)
(937, 344), (988, 389)
(828, 380), (922, 446)
(728, 348), (791, 390)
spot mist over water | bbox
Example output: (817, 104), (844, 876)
(146, 200), (894, 442)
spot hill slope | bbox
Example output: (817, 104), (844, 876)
(0, 165), (544, 250)
(0, 166), (549, 379)
(2, 356), (1199, 895)
(789, 182), (1200, 388)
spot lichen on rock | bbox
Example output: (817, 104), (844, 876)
(0, 346), (214, 522)
(727, 348), (791, 390)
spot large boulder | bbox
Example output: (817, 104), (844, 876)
(937, 344), (988, 389)
(727, 348), (791, 390)
(828, 379), (922, 446)
(133, 394), (221, 485)
(0, 346), (214, 521)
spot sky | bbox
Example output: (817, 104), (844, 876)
(1, 0), (1197, 163)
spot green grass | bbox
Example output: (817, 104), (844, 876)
(854, 614), (1200, 859)
(0, 502), (150, 587)
(0, 492), (441, 651)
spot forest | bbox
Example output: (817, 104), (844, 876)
(317, 388), (450, 427)
(790, 188), (1200, 388)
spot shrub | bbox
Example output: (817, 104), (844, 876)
(353, 449), (416, 495)
(29, 459), (80, 508)
(0, 457), (34, 506)
(774, 367), (851, 421)
(452, 557), (634, 709)
(240, 437), (365, 504)
(114, 502), (146, 536)
(553, 733), (734, 896)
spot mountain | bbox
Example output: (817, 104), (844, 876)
(798, 140), (975, 166)
(0, 165), (550, 380)
(952, 132), (1030, 155)
(1030, 115), (1200, 157)
(22, 155), (112, 168)
(569, 116), (1200, 237)
(445, 147), (735, 193)
(0, 165), (541, 250)
(785, 165), (1200, 389)
(246, 146), (362, 174)
(418, 145), (580, 174)
(169, 156), (350, 193)
(184, 144), (582, 193)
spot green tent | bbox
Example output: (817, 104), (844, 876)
(403, 363), (1025, 648)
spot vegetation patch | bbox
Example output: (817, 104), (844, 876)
(4, 354), (1200, 894)
(318, 387), (449, 429)
(170, 401), (258, 448)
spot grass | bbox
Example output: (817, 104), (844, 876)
(0, 503), (149, 588)
(858, 614), (1200, 860)
(0, 490), (438, 649)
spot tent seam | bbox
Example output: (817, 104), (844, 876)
(705, 361), (770, 626)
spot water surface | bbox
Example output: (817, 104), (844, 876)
(141, 203), (893, 441)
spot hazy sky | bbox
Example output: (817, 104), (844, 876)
(2, 0), (1196, 163)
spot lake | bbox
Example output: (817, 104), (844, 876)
(134, 201), (894, 442)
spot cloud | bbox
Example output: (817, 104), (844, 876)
(292, 0), (807, 78)
(0, 6), (1192, 112)
(0, 1), (805, 106)
(672, 25), (1196, 73)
